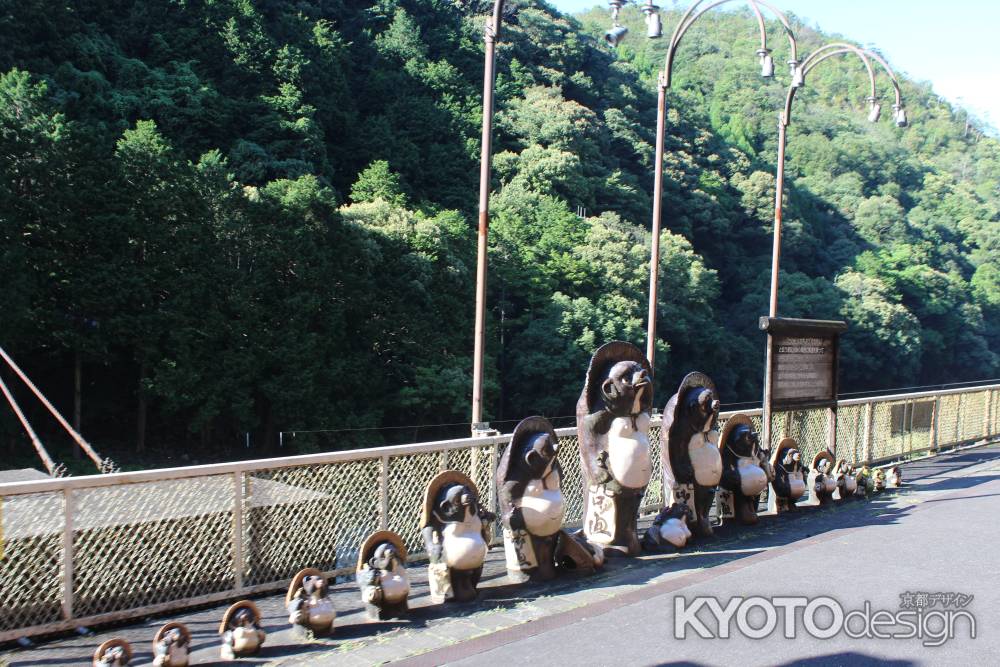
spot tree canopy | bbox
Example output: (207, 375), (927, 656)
(1, 1), (997, 469)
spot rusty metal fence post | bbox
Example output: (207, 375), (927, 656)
(61, 489), (74, 622)
(231, 472), (244, 592)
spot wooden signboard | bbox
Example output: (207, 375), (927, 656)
(760, 317), (847, 411)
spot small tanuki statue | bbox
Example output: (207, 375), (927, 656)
(152, 622), (191, 667)
(642, 502), (692, 551)
(421, 470), (495, 603)
(769, 437), (807, 513)
(93, 638), (131, 667)
(832, 459), (857, 500)
(356, 530), (410, 620)
(576, 341), (654, 557)
(858, 466), (887, 494)
(855, 466), (872, 496)
(803, 450), (838, 506)
(887, 465), (903, 488)
(219, 600), (266, 660)
(286, 568), (336, 637)
(663, 372), (722, 538)
(498, 416), (602, 582)
(717, 414), (769, 525)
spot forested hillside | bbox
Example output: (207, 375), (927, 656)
(1, 1), (997, 468)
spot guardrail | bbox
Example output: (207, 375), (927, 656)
(1, 384), (997, 641)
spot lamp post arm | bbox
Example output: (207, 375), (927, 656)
(648, 0), (798, 372)
(784, 44), (876, 124)
(750, 0), (798, 63)
(802, 42), (876, 96)
(861, 49), (903, 107)
(665, 0), (797, 87)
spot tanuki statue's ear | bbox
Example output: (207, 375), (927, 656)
(601, 377), (618, 403)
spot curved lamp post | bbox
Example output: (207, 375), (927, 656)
(470, 1), (664, 432)
(647, 0), (799, 371)
(760, 42), (906, 447)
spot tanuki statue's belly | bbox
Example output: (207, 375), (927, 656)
(442, 518), (487, 570)
(607, 414), (652, 490)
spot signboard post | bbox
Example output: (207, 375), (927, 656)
(760, 317), (847, 456)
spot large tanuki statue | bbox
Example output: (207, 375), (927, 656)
(577, 341), (653, 557)
(421, 470), (495, 602)
(663, 372), (722, 538)
(717, 414), (769, 525)
(498, 416), (603, 582)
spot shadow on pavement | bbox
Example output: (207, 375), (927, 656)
(777, 651), (916, 666)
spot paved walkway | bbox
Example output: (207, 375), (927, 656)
(3, 444), (998, 666)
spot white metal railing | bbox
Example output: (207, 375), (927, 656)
(0, 384), (997, 641)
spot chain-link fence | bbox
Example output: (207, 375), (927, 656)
(1, 385), (997, 641)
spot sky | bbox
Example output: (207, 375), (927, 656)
(551, 1), (1000, 130)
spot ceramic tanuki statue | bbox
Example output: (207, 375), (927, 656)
(421, 470), (495, 603)
(286, 568), (336, 637)
(663, 372), (722, 538)
(857, 466), (887, 494)
(642, 502), (692, 551)
(219, 601), (266, 660)
(152, 623), (191, 667)
(576, 341), (654, 557)
(769, 437), (807, 513)
(93, 638), (131, 667)
(887, 465), (903, 488)
(717, 414), (769, 525)
(498, 416), (602, 582)
(356, 530), (410, 620)
(803, 450), (837, 506)
(832, 459), (857, 500)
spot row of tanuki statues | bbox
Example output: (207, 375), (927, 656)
(92, 342), (903, 666)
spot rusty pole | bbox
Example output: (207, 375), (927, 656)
(761, 115), (786, 449)
(762, 44), (905, 448)
(648, 0), (797, 372)
(471, 1), (505, 433)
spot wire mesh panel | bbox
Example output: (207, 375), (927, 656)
(0, 492), (63, 633)
(836, 404), (865, 464)
(556, 433), (586, 527)
(639, 425), (664, 512)
(937, 394), (962, 447)
(959, 391), (985, 442)
(385, 452), (447, 555)
(869, 400), (900, 461)
(72, 476), (234, 617)
(988, 389), (1000, 436)
(245, 458), (379, 585)
(769, 409), (828, 465)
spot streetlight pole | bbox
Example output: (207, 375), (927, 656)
(471, 1), (506, 434)
(760, 43), (906, 449)
(648, 0), (799, 370)
(471, 1), (664, 433)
